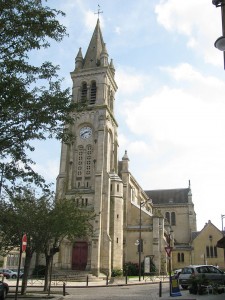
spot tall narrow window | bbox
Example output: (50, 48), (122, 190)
(214, 246), (217, 257)
(85, 145), (92, 175)
(210, 246), (214, 257)
(77, 146), (84, 176)
(171, 212), (176, 225)
(81, 82), (87, 103)
(165, 212), (170, 224)
(181, 253), (184, 262)
(90, 81), (96, 104)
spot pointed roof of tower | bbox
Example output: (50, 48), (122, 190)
(83, 19), (105, 69)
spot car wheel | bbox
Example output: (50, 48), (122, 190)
(12, 274), (16, 279)
(181, 285), (188, 290)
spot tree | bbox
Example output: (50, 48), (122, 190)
(0, 0), (75, 192)
(0, 187), (95, 294)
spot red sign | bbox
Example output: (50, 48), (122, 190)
(165, 246), (173, 257)
(22, 234), (27, 252)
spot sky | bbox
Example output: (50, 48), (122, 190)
(31, 0), (225, 231)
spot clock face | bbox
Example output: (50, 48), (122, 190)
(80, 126), (92, 139)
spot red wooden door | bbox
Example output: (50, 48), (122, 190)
(72, 242), (88, 270)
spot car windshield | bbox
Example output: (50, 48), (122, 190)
(181, 267), (193, 274)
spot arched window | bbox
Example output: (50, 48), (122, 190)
(165, 212), (170, 224)
(81, 82), (87, 103)
(90, 81), (97, 104)
(181, 253), (184, 262)
(171, 212), (176, 225)
(178, 252), (184, 262)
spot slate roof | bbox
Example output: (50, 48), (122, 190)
(145, 188), (191, 205)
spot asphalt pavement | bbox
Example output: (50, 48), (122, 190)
(5, 277), (225, 300)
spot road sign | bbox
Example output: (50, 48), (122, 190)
(165, 246), (173, 257)
(22, 234), (27, 252)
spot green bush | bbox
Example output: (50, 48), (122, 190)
(123, 259), (157, 276)
(123, 262), (139, 276)
(111, 269), (123, 277)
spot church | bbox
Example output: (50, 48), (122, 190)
(54, 19), (213, 277)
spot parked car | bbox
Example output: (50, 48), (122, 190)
(11, 269), (24, 278)
(179, 265), (225, 289)
(0, 281), (9, 300)
(174, 268), (182, 277)
(0, 269), (17, 279)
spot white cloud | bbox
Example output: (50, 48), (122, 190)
(84, 10), (104, 31)
(117, 62), (225, 229)
(116, 67), (151, 95)
(155, 0), (222, 66)
(122, 64), (225, 149)
(114, 26), (121, 35)
(33, 159), (59, 183)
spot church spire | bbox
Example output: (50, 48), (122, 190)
(75, 47), (83, 70)
(83, 19), (105, 69)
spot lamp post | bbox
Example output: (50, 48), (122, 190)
(166, 229), (173, 296)
(221, 214), (225, 233)
(138, 201), (144, 282)
(213, 0), (225, 68)
(221, 214), (225, 265)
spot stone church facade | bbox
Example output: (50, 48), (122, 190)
(55, 19), (198, 276)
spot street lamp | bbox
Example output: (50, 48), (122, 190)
(221, 214), (225, 233)
(167, 229), (173, 296)
(213, 0), (225, 67)
(138, 201), (144, 281)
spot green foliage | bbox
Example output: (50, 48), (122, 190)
(111, 269), (123, 277)
(123, 259), (157, 276)
(0, 186), (96, 293)
(0, 0), (75, 191)
(123, 262), (139, 276)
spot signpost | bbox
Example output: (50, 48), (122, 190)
(165, 245), (181, 297)
(15, 234), (27, 300)
(22, 234), (27, 252)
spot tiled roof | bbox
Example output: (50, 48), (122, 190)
(145, 188), (190, 204)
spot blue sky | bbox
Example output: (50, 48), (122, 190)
(31, 0), (225, 231)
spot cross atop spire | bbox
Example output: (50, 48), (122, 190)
(94, 4), (103, 19)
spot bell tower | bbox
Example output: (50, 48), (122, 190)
(56, 19), (123, 276)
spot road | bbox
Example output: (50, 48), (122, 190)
(64, 284), (165, 300)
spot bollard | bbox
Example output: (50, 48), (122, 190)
(63, 282), (66, 296)
(106, 274), (109, 286)
(86, 275), (89, 286)
(159, 281), (162, 297)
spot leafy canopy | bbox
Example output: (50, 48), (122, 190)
(0, 187), (95, 256)
(0, 0), (74, 191)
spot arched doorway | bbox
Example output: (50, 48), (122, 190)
(72, 241), (88, 270)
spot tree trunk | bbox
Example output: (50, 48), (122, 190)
(21, 249), (33, 295)
(43, 254), (51, 292)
